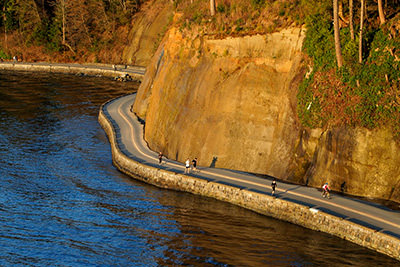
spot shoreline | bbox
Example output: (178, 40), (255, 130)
(98, 95), (400, 261)
(0, 61), (145, 81)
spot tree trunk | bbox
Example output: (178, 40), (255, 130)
(378, 0), (386, 25)
(333, 0), (343, 68)
(210, 0), (215, 16)
(359, 0), (365, 64)
(338, 1), (348, 24)
(3, 4), (7, 49)
(61, 0), (66, 45)
(349, 0), (354, 40)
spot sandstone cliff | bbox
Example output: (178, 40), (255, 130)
(133, 26), (400, 203)
(134, 26), (306, 178)
(122, 1), (173, 66)
(303, 127), (400, 201)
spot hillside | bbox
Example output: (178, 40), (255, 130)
(0, 0), (173, 64)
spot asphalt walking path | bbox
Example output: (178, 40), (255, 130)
(103, 93), (400, 240)
(0, 61), (146, 76)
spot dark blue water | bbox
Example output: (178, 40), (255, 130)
(0, 70), (398, 266)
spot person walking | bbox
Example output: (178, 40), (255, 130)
(191, 158), (197, 172)
(185, 158), (190, 174)
(158, 152), (163, 165)
(271, 179), (277, 196)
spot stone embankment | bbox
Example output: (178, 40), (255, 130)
(99, 101), (400, 261)
(0, 62), (145, 81)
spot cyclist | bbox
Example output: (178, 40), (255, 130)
(322, 182), (331, 199)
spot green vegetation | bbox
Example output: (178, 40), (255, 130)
(0, 49), (11, 60)
(298, 4), (400, 138)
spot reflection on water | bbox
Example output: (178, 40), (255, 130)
(0, 70), (398, 266)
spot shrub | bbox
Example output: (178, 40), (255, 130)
(0, 49), (11, 60)
(298, 20), (400, 139)
(302, 14), (336, 71)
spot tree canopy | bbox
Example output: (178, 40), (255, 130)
(0, 0), (144, 61)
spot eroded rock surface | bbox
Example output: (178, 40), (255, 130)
(133, 26), (400, 202)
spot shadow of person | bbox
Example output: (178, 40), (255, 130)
(209, 156), (218, 168)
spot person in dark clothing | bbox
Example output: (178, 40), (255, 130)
(192, 158), (197, 171)
(158, 152), (163, 164)
(271, 179), (277, 196)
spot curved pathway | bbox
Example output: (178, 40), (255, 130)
(0, 61), (145, 78)
(103, 93), (400, 241)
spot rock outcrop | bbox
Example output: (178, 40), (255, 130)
(133, 25), (400, 203)
(134, 26), (306, 177)
(302, 127), (400, 201)
(122, 1), (174, 66)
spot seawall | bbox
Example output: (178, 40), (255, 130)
(0, 62), (145, 81)
(99, 100), (400, 261)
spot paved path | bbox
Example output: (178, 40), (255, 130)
(0, 61), (146, 77)
(103, 93), (400, 240)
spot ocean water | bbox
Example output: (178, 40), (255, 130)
(0, 70), (398, 266)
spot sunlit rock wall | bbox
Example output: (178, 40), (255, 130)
(133, 26), (306, 179)
(122, 1), (173, 66)
(133, 25), (400, 202)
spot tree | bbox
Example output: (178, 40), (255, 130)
(15, 0), (42, 36)
(359, 0), (365, 64)
(210, 0), (215, 16)
(2, 3), (7, 48)
(1, 0), (19, 48)
(52, 0), (112, 53)
(53, 0), (68, 50)
(349, 0), (354, 40)
(333, 0), (343, 68)
(377, 0), (385, 25)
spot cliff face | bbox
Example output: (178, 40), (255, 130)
(122, 1), (173, 66)
(134, 26), (306, 178)
(303, 127), (400, 201)
(133, 26), (400, 202)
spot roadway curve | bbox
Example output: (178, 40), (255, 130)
(102, 93), (400, 244)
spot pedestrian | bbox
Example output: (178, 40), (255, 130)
(185, 158), (190, 174)
(340, 181), (346, 193)
(191, 157), (197, 172)
(158, 152), (163, 164)
(271, 178), (277, 196)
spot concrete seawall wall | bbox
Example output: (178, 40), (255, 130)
(98, 104), (400, 261)
(0, 62), (144, 81)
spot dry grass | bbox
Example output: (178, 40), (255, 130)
(310, 69), (362, 127)
(175, 0), (304, 38)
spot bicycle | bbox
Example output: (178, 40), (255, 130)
(322, 190), (331, 199)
